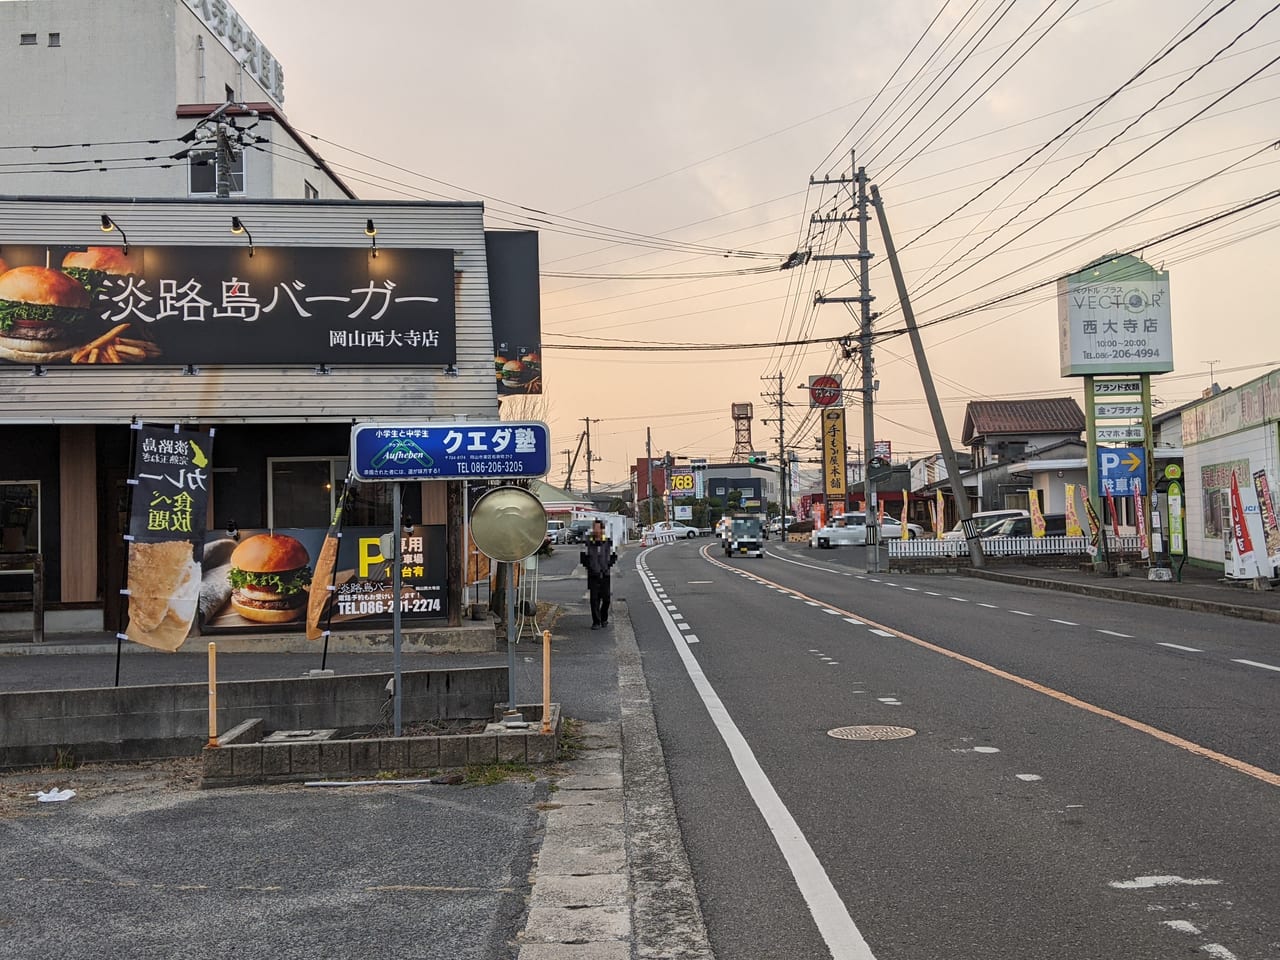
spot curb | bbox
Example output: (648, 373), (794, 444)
(515, 600), (713, 959)
(964, 568), (1280, 624)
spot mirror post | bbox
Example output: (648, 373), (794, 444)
(392, 481), (403, 736)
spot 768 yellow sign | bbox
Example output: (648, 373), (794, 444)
(669, 472), (694, 492)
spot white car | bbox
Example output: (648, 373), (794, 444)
(645, 521), (699, 540)
(812, 512), (924, 549)
(940, 509), (1029, 540)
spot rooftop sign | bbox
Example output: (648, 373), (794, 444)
(184, 0), (286, 104)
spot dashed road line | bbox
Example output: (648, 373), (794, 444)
(843, 618), (864, 625)
(869, 629), (894, 638)
(1009, 610), (1033, 617)
(977, 602), (998, 608)
(949, 597), (969, 602)
(1232, 658), (1280, 673)
(1049, 619), (1078, 626)
(1157, 642), (1202, 653)
(1098, 629), (1133, 638)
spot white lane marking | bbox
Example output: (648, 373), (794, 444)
(1201, 945), (1240, 960)
(764, 550), (853, 577)
(637, 548), (879, 960)
(809, 649), (820, 652)
(671, 613), (685, 621)
(1233, 658), (1280, 673)
(869, 579), (881, 583)
(1049, 619), (1078, 626)
(903, 586), (919, 592)
(876, 697), (897, 703)
(677, 623), (691, 631)
(883, 582), (898, 587)
(1098, 629), (1133, 638)
(856, 576), (866, 580)
(1157, 642), (1203, 653)
(1010, 610), (1033, 617)
(977, 602), (998, 608)
(972, 746), (1000, 754)
(805, 601), (821, 607)
(685, 635), (699, 643)
(924, 591), (941, 597)
(1015, 774), (1042, 782)
(949, 597), (969, 602)
(823, 609), (841, 616)
(869, 629), (894, 638)
(843, 617), (864, 625)
(1108, 875), (1222, 890)
(688, 580), (713, 584)
(1161, 920), (1202, 935)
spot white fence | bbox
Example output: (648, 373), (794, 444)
(887, 535), (1144, 559)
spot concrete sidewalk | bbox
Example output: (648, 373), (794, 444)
(964, 561), (1280, 624)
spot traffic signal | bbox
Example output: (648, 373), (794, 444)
(748, 453), (768, 464)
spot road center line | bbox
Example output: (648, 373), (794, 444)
(1233, 658), (1280, 673)
(695, 543), (1280, 791)
(642, 547), (878, 959)
(1157, 642), (1202, 653)
(1098, 629), (1133, 638)
(1049, 619), (1078, 626)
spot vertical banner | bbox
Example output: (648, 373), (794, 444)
(813, 502), (826, 529)
(125, 425), (213, 652)
(1028, 491), (1046, 537)
(1167, 480), (1185, 556)
(1229, 470), (1256, 569)
(1105, 488), (1121, 538)
(1083, 496), (1102, 557)
(1252, 469), (1280, 569)
(928, 499), (938, 536)
(1065, 484), (1083, 537)
(821, 409), (847, 511)
(1133, 477), (1149, 559)
(935, 489), (945, 539)
(306, 485), (348, 642)
(900, 491), (909, 540)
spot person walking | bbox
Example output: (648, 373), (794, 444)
(580, 519), (616, 629)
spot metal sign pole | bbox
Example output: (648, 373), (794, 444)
(506, 561), (517, 713)
(392, 481), (403, 737)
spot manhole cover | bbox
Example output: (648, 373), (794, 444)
(827, 725), (916, 741)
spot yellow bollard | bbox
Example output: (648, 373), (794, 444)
(541, 629), (552, 735)
(206, 641), (219, 749)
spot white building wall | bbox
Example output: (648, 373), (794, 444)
(0, 0), (346, 200)
(0, 197), (498, 422)
(1182, 422), (1280, 565)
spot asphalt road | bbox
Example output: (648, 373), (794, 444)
(630, 538), (1280, 960)
(0, 765), (544, 960)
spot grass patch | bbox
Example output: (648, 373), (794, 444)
(463, 762), (536, 786)
(557, 717), (585, 762)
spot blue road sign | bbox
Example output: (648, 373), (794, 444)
(1097, 445), (1146, 497)
(350, 421), (551, 481)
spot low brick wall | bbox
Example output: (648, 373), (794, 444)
(200, 703), (561, 788)
(0, 667), (506, 769)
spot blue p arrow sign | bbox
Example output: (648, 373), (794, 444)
(1097, 446), (1146, 497)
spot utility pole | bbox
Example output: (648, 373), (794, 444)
(812, 153), (880, 570)
(645, 426), (654, 526)
(215, 119), (234, 199)
(760, 371), (793, 523)
(870, 184), (985, 568)
(560, 448), (573, 487)
(581, 417), (600, 493)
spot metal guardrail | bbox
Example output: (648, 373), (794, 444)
(887, 535), (1144, 559)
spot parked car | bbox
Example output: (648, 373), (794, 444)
(546, 519), (567, 543)
(565, 519), (593, 543)
(940, 509), (1029, 540)
(982, 514), (1067, 537)
(645, 520), (699, 539)
(811, 512), (924, 548)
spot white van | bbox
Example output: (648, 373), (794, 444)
(546, 520), (566, 543)
(940, 509), (1029, 540)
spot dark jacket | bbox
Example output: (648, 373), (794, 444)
(580, 536), (616, 578)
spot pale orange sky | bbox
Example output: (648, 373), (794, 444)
(238, 0), (1280, 486)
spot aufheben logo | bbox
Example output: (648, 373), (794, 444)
(371, 439), (434, 470)
(384, 449), (423, 462)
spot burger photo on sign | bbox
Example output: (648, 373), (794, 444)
(226, 534), (314, 625)
(0, 265), (91, 363)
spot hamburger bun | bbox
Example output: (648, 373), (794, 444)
(501, 359), (527, 384)
(230, 533), (311, 572)
(0, 265), (92, 361)
(61, 246), (134, 276)
(230, 594), (309, 625)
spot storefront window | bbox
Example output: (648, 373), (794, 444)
(267, 458), (391, 528)
(0, 481), (40, 554)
